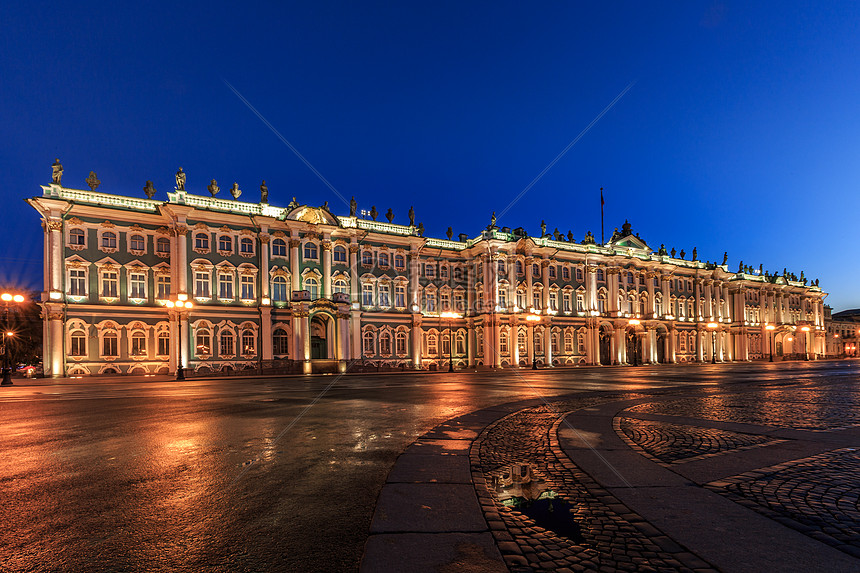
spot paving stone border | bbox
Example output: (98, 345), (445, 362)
(362, 381), (860, 573)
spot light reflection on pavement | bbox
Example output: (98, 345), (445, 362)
(0, 360), (857, 572)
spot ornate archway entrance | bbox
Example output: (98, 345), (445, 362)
(310, 314), (329, 359)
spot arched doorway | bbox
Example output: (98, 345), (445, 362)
(310, 314), (329, 359)
(626, 330), (640, 366)
(656, 331), (667, 364)
(599, 329), (611, 365)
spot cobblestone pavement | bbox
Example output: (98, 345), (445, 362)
(706, 448), (860, 558)
(615, 417), (784, 465)
(472, 397), (719, 573)
(624, 381), (860, 431)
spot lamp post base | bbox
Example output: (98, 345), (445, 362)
(532, 361), (538, 370)
(1, 369), (12, 386)
(175, 366), (185, 381)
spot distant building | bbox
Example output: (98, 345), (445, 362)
(826, 307), (860, 357)
(28, 176), (829, 377)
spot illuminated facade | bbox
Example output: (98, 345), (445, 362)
(28, 180), (829, 377)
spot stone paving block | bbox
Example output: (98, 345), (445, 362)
(361, 532), (507, 573)
(370, 483), (487, 533)
(564, 447), (689, 488)
(404, 438), (472, 456)
(386, 453), (473, 484)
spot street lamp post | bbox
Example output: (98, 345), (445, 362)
(165, 296), (193, 380)
(1, 293), (25, 386)
(526, 312), (540, 369)
(707, 322), (718, 364)
(440, 311), (459, 372)
(765, 324), (776, 362)
(801, 325), (811, 361)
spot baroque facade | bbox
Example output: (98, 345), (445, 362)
(28, 178), (828, 377)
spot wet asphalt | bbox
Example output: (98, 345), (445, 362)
(0, 360), (857, 572)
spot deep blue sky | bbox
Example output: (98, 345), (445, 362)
(2, 1), (858, 310)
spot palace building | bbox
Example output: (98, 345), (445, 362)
(28, 170), (828, 377)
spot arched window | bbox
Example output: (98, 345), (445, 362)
(499, 331), (508, 354)
(304, 276), (319, 300)
(131, 332), (146, 356)
(271, 238), (287, 257)
(378, 253), (389, 268)
(456, 332), (466, 355)
(453, 267), (462, 281)
(363, 331), (375, 355)
(240, 237), (254, 254)
(272, 276), (288, 302)
(597, 269), (605, 281)
(532, 288), (541, 310)
(597, 290), (607, 313)
(394, 254), (405, 269)
(69, 228), (85, 246)
(218, 235), (232, 252)
(333, 278), (348, 295)
(442, 332), (451, 355)
(273, 329), (289, 356)
(516, 261), (524, 275)
(362, 251), (373, 265)
(303, 242), (318, 260)
(640, 294), (648, 315)
(241, 329), (255, 354)
(551, 331), (559, 354)
(196, 329), (211, 355)
(219, 330), (235, 357)
(396, 331), (407, 354)
(380, 331), (392, 355)
(333, 245), (347, 262)
(655, 294), (663, 316)
(427, 332), (438, 355)
(102, 231), (117, 249)
(156, 237), (170, 254)
(194, 233), (209, 250)
(103, 331), (118, 357)
(70, 330), (87, 356)
(129, 234), (145, 251)
(157, 331), (170, 356)
(564, 331), (574, 353)
(518, 330), (527, 354)
(577, 332), (586, 353)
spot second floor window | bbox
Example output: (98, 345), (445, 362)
(240, 238), (253, 254)
(69, 269), (86, 296)
(362, 283), (373, 307)
(129, 273), (145, 299)
(156, 237), (170, 254)
(333, 245), (347, 262)
(101, 272), (118, 297)
(129, 234), (145, 251)
(195, 272), (210, 298)
(219, 274), (233, 299)
(69, 228), (85, 245)
(241, 275), (255, 300)
(304, 243), (318, 260)
(272, 238), (287, 257)
(272, 276), (288, 302)
(156, 276), (170, 300)
(379, 284), (390, 307)
(395, 285), (406, 308)
(195, 233), (209, 250)
(218, 235), (232, 252)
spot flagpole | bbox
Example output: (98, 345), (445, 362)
(600, 187), (605, 245)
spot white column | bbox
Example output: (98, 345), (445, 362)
(512, 323), (520, 366)
(409, 251), (420, 310)
(260, 235), (270, 299)
(47, 312), (63, 377)
(290, 239), (301, 293)
(525, 258), (534, 311)
(322, 241), (332, 299)
(697, 329), (705, 362)
(587, 267), (598, 311)
(608, 270), (619, 314)
(412, 319), (422, 368)
(261, 307), (273, 361)
(302, 311), (311, 374)
(48, 220), (63, 292)
(662, 276), (671, 318)
(646, 273), (656, 317)
(527, 323), (534, 366)
(180, 316), (189, 369)
(541, 261), (550, 311)
(176, 225), (188, 295)
(544, 323), (552, 366)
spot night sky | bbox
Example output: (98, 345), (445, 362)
(2, 2), (858, 310)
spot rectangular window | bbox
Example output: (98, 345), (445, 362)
(425, 264), (435, 278)
(157, 276), (170, 300)
(242, 331), (255, 354)
(441, 291), (450, 311)
(563, 293), (571, 312)
(517, 290), (525, 310)
(157, 333), (170, 356)
(453, 292), (465, 312)
(195, 272), (210, 298)
(576, 267), (583, 281)
(497, 288), (507, 309)
(562, 267), (570, 280)
(129, 273), (146, 299)
(549, 291), (558, 311)
(533, 291), (541, 310)
(101, 272), (118, 298)
(219, 274), (234, 299)
(362, 283), (373, 307)
(426, 293), (437, 313)
(241, 275), (255, 300)
(131, 334), (146, 357)
(70, 334), (86, 356)
(549, 266), (556, 279)
(395, 285), (406, 308)
(69, 269), (86, 296)
(220, 333), (234, 356)
(219, 235), (232, 252)
(103, 334), (118, 357)
(130, 235), (145, 251)
(379, 284), (390, 307)
(576, 292), (585, 312)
